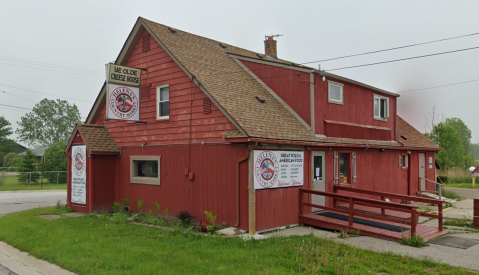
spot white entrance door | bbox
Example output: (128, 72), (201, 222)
(419, 153), (426, 191)
(312, 151), (326, 210)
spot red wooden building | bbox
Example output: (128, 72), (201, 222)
(66, 17), (441, 238)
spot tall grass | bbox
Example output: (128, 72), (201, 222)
(438, 167), (473, 184)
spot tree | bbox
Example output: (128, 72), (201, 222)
(0, 116), (16, 161)
(43, 141), (67, 183)
(3, 152), (18, 167)
(470, 143), (479, 160)
(428, 122), (466, 169)
(16, 99), (81, 147)
(444, 117), (472, 155)
(17, 150), (40, 184)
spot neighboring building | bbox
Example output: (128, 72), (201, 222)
(15, 143), (27, 154)
(65, 17), (440, 234)
(19, 146), (48, 164)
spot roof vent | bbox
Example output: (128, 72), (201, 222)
(168, 27), (177, 34)
(219, 43), (227, 49)
(255, 96), (265, 103)
(203, 98), (211, 114)
(400, 135), (408, 140)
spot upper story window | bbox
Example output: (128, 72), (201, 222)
(157, 84), (170, 119)
(328, 81), (343, 105)
(374, 94), (389, 120)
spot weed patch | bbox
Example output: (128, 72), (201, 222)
(400, 233), (429, 247)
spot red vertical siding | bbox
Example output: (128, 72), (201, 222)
(114, 144), (246, 227)
(96, 29), (237, 146)
(240, 60), (311, 126)
(314, 75), (396, 140)
(91, 157), (117, 212)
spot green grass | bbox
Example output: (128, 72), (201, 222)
(0, 207), (474, 275)
(440, 189), (463, 200)
(443, 218), (474, 228)
(0, 175), (66, 191)
(443, 182), (479, 189)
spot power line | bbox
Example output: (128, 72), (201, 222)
(398, 78), (479, 93)
(328, 46), (479, 71)
(302, 31), (479, 64)
(0, 103), (32, 111)
(0, 61), (104, 78)
(0, 83), (94, 103)
(0, 55), (104, 74)
(0, 90), (36, 102)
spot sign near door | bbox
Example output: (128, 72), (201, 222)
(253, 150), (304, 190)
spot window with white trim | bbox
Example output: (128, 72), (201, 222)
(130, 156), (161, 185)
(402, 155), (408, 168)
(157, 85), (170, 119)
(374, 94), (389, 120)
(328, 81), (343, 104)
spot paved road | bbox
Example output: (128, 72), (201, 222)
(444, 187), (479, 200)
(0, 190), (67, 217)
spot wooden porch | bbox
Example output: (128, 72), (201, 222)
(299, 186), (446, 241)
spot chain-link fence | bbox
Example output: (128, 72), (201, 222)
(2, 171), (67, 185)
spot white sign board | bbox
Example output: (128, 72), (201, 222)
(106, 64), (142, 87)
(106, 83), (140, 121)
(71, 145), (87, 206)
(254, 150), (304, 190)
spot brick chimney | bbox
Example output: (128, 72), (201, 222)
(264, 36), (277, 58)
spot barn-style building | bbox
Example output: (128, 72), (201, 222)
(66, 17), (442, 240)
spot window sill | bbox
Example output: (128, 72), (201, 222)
(328, 100), (343, 105)
(156, 116), (170, 121)
(131, 180), (160, 186)
(373, 117), (388, 122)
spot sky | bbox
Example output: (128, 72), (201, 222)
(1, 0), (479, 147)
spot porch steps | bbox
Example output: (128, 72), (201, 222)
(420, 192), (457, 204)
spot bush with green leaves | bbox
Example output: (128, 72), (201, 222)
(43, 141), (67, 183)
(17, 150), (40, 184)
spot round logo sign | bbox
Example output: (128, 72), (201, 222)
(255, 151), (279, 188)
(109, 86), (139, 119)
(73, 147), (85, 176)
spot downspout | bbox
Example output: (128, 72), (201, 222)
(234, 142), (258, 227)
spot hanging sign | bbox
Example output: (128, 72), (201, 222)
(105, 64), (142, 121)
(71, 145), (87, 206)
(254, 150), (304, 190)
(106, 64), (142, 87)
(106, 83), (140, 121)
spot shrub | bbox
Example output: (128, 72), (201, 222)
(154, 202), (161, 215)
(112, 202), (121, 213)
(400, 234), (428, 247)
(204, 210), (217, 233)
(176, 210), (194, 226)
(17, 150), (39, 184)
(137, 198), (144, 213)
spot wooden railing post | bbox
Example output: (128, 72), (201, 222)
(439, 185), (442, 200)
(348, 197), (354, 227)
(438, 202), (443, 231)
(299, 189), (303, 216)
(410, 209), (417, 235)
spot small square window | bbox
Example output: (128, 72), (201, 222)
(130, 156), (161, 185)
(328, 81), (343, 104)
(157, 85), (170, 119)
(374, 94), (389, 120)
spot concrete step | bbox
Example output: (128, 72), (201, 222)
(421, 192), (457, 204)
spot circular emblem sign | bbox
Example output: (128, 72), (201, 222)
(255, 151), (279, 188)
(109, 86), (139, 119)
(73, 147), (85, 176)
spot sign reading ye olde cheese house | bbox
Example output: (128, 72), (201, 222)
(105, 64), (143, 121)
(254, 150), (304, 190)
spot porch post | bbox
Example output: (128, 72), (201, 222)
(248, 149), (256, 235)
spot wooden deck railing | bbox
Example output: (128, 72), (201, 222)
(299, 188), (421, 235)
(418, 177), (443, 200)
(333, 185), (443, 231)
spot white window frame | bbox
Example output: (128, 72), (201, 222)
(328, 81), (344, 105)
(402, 155), (408, 168)
(157, 84), (170, 120)
(373, 94), (389, 121)
(130, 156), (161, 185)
